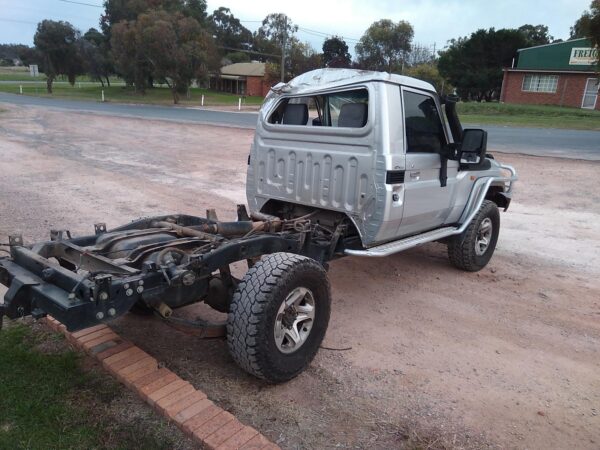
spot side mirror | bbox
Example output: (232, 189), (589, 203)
(459, 128), (487, 165)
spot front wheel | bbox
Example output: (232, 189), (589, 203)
(227, 253), (331, 383)
(447, 200), (500, 272)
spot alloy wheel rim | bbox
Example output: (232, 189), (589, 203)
(274, 287), (315, 354)
(475, 217), (493, 256)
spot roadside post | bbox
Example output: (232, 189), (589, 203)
(201, 94), (204, 106)
(101, 90), (105, 102)
(19, 85), (23, 95)
(238, 97), (242, 111)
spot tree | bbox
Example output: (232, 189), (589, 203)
(101, 0), (207, 37)
(102, 0), (208, 88)
(34, 20), (83, 93)
(258, 13), (298, 80)
(110, 20), (141, 89)
(406, 43), (434, 66)
(17, 46), (41, 67)
(355, 19), (414, 72)
(404, 63), (453, 94)
(571, 10), (593, 39)
(438, 28), (528, 101)
(224, 51), (251, 64)
(517, 24), (553, 47)
(590, 1), (600, 62)
(209, 7), (252, 52)
(288, 40), (321, 77)
(322, 36), (351, 68)
(80, 28), (112, 86)
(0, 44), (34, 66)
(134, 10), (210, 103)
(570, 1), (600, 68)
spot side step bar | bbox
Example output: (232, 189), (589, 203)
(345, 226), (457, 257)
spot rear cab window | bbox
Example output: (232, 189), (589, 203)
(268, 88), (369, 128)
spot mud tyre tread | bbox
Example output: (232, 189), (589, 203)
(227, 252), (330, 383)
(448, 200), (500, 272)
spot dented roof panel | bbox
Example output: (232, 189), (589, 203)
(270, 68), (437, 96)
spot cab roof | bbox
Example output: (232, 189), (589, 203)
(272, 68), (437, 96)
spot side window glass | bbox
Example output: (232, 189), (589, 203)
(403, 91), (446, 153)
(268, 89), (368, 128)
(327, 89), (368, 128)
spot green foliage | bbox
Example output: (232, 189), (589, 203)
(135, 10), (211, 103)
(587, 0), (600, 69)
(322, 36), (351, 68)
(0, 44), (34, 66)
(438, 28), (528, 101)
(259, 13), (298, 50)
(210, 7), (253, 52)
(355, 19), (414, 72)
(571, 9), (593, 39)
(80, 28), (113, 86)
(289, 40), (321, 77)
(255, 13), (316, 80)
(404, 63), (453, 95)
(33, 20), (84, 93)
(517, 24), (553, 46)
(100, 0), (208, 37)
(225, 51), (251, 64)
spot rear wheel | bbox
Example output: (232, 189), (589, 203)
(227, 253), (331, 383)
(448, 200), (500, 272)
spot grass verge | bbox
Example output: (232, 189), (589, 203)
(0, 322), (191, 450)
(0, 82), (264, 107)
(458, 101), (600, 130)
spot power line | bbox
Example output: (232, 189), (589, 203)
(57, 0), (103, 7)
(298, 26), (360, 42)
(239, 19), (361, 44)
(217, 46), (280, 59)
(0, 17), (38, 25)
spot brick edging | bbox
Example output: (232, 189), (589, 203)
(44, 317), (279, 450)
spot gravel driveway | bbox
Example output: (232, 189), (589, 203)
(1, 104), (598, 449)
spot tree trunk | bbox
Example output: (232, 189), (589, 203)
(99, 78), (105, 88)
(106, 76), (110, 87)
(172, 86), (179, 104)
(46, 77), (54, 94)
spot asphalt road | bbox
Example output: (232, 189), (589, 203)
(1, 92), (598, 160)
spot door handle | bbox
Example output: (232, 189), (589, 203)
(409, 171), (421, 179)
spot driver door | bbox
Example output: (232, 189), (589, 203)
(398, 88), (459, 237)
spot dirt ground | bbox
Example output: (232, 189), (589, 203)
(1, 104), (599, 449)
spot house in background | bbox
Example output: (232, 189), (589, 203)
(500, 38), (599, 110)
(209, 62), (271, 97)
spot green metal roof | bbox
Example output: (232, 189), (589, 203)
(516, 38), (598, 72)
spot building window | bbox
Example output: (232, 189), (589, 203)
(522, 74), (559, 93)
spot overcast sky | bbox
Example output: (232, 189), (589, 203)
(0, 0), (592, 53)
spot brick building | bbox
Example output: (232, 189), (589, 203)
(500, 38), (599, 110)
(209, 62), (271, 97)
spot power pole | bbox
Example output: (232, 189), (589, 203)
(281, 16), (287, 82)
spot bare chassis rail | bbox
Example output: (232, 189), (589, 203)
(0, 213), (328, 332)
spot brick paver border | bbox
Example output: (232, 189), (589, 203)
(44, 317), (279, 450)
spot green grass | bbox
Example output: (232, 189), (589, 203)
(0, 80), (264, 107)
(458, 101), (600, 130)
(0, 323), (177, 449)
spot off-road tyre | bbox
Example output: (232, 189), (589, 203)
(448, 200), (500, 272)
(227, 252), (331, 383)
